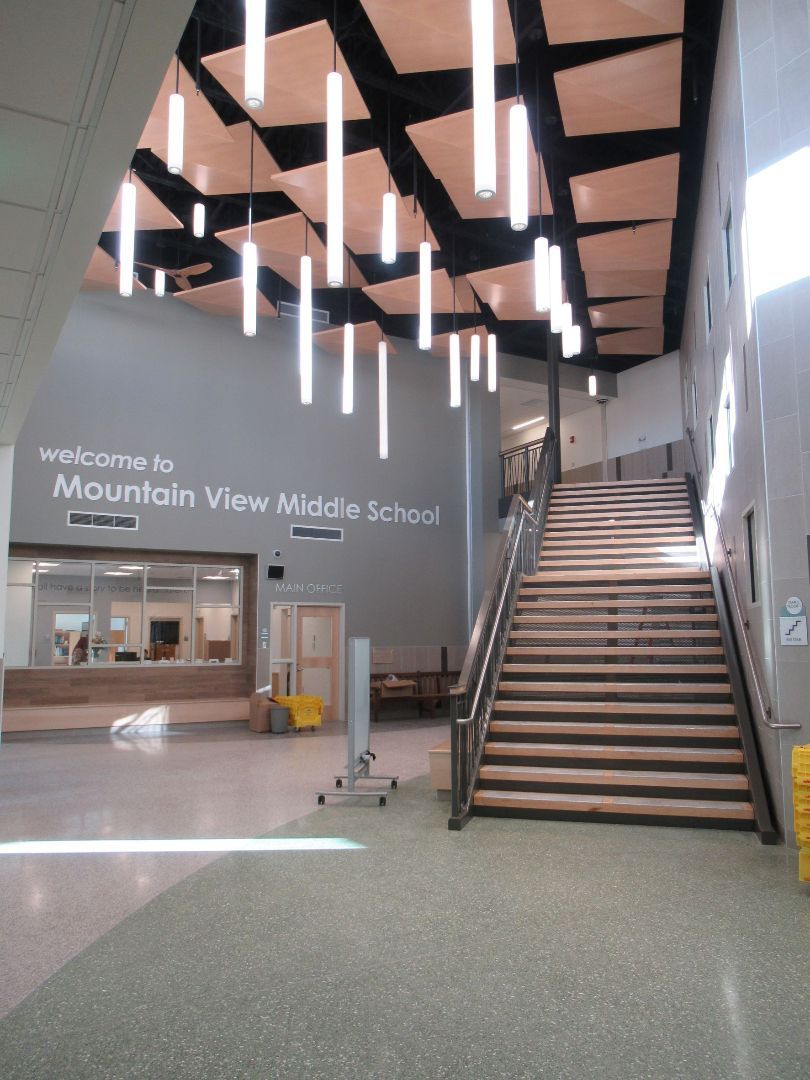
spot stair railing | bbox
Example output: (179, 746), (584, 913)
(449, 427), (557, 830)
(685, 426), (799, 736)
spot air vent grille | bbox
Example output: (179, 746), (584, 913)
(67, 512), (139, 530)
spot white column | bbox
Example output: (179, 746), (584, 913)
(0, 445), (15, 740)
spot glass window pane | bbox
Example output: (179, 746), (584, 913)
(9, 559), (36, 585)
(34, 561), (91, 667)
(92, 563), (144, 663)
(194, 606), (240, 662)
(4, 585), (33, 667)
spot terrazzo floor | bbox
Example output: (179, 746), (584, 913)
(0, 719), (808, 1078)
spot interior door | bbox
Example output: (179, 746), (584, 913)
(295, 605), (341, 721)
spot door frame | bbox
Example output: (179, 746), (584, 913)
(269, 602), (345, 721)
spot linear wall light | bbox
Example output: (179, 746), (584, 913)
(471, 0), (496, 200)
(118, 179), (136, 298)
(192, 202), (205, 238)
(378, 339), (389, 459)
(244, 0), (266, 109)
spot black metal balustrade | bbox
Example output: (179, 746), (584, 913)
(499, 438), (545, 507)
(449, 428), (557, 830)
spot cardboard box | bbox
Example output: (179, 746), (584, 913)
(248, 692), (272, 733)
(379, 678), (417, 698)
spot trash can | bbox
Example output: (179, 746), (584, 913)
(269, 705), (289, 734)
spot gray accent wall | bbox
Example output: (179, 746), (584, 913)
(681, 0), (810, 834)
(10, 292), (502, 686)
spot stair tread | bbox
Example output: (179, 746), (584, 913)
(517, 599), (715, 608)
(502, 663), (728, 675)
(484, 740), (744, 763)
(513, 614), (717, 623)
(538, 558), (701, 568)
(510, 630), (721, 639)
(489, 720), (740, 738)
(521, 585), (713, 594)
(478, 764), (750, 788)
(472, 789), (754, 819)
(498, 680), (731, 694)
(494, 700), (735, 715)
(506, 647), (725, 656)
(525, 571), (710, 582)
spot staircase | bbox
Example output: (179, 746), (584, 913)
(473, 477), (755, 830)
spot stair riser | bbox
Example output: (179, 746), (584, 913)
(497, 692), (733, 704)
(476, 778), (749, 800)
(472, 806), (755, 831)
(483, 752), (746, 774)
(488, 732), (742, 748)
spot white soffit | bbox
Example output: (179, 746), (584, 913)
(0, 0), (196, 444)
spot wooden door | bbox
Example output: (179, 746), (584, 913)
(295, 605), (341, 721)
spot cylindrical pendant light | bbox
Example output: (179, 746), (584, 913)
(470, 333), (481, 382)
(326, 69), (344, 287)
(244, 0), (266, 109)
(242, 241), (257, 337)
(570, 324), (582, 357)
(167, 86), (184, 175)
(378, 340), (389, 460)
(300, 253), (313, 404)
(534, 236), (550, 313)
(487, 332), (497, 392)
(118, 179), (136, 298)
(588, 372), (597, 397)
(192, 202), (205, 238)
(471, 0), (496, 200)
(509, 103), (529, 231)
(449, 333), (462, 407)
(549, 244), (563, 331)
(154, 269), (165, 297)
(342, 322), (354, 414)
(561, 308), (575, 358)
(381, 191), (397, 265)
(419, 240), (431, 350)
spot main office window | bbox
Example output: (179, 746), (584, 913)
(4, 558), (242, 668)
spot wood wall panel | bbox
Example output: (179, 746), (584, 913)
(4, 546), (257, 710)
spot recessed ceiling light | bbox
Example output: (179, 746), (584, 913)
(36, 561), (60, 568)
(118, 565), (143, 571)
(103, 571), (132, 577)
(512, 414), (545, 432)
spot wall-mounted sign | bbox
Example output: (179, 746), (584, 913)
(779, 597), (807, 646)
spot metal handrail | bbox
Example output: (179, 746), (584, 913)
(685, 426), (800, 732)
(499, 438), (544, 499)
(448, 428), (557, 829)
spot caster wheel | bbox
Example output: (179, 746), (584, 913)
(391, 780), (398, 790)
(335, 778), (343, 789)
(379, 796), (387, 806)
(317, 795), (325, 805)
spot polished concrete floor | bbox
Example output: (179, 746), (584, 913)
(0, 719), (808, 1078)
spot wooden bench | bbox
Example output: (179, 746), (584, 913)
(370, 671), (459, 722)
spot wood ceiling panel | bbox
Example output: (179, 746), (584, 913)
(555, 39), (682, 136)
(202, 21), (369, 128)
(173, 278), (277, 319)
(359, 0), (515, 73)
(102, 174), (182, 233)
(407, 99), (552, 221)
(578, 220), (673, 271)
(589, 296), (664, 328)
(571, 154), (680, 223)
(138, 60), (231, 152)
(362, 271), (475, 315)
(596, 327), (665, 355)
(540, 1), (684, 45)
(152, 122), (280, 196)
(467, 260), (563, 321)
(430, 327), (487, 357)
(585, 269), (668, 297)
(313, 321), (397, 357)
(271, 149), (438, 255)
(81, 247), (147, 293)
(215, 213), (367, 290)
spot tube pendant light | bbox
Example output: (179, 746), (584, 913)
(154, 269), (165, 297)
(470, 332), (481, 382)
(326, 67), (344, 287)
(471, 0), (496, 200)
(549, 244), (563, 332)
(118, 178), (136, 298)
(487, 332), (497, 392)
(588, 372), (597, 397)
(167, 57), (184, 176)
(192, 202), (205, 238)
(418, 240), (431, 350)
(299, 254), (313, 404)
(342, 264), (354, 414)
(378, 339), (389, 459)
(449, 333), (462, 407)
(509, 103), (528, 230)
(244, 0), (266, 109)
(381, 191), (396, 265)
(243, 128), (257, 337)
(534, 236), (550, 313)
(570, 325), (582, 357)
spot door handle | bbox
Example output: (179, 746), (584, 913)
(296, 665), (302, 672)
